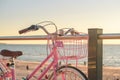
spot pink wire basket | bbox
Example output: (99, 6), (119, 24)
(48, 34), (88, 60)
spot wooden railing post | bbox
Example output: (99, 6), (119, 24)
(88, 28), (103, 80)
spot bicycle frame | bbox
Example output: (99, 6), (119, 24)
(0, 38), (59, 80)
(27, 39), (59, 80)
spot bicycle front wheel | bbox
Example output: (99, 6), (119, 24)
(49, 65), (88, 80)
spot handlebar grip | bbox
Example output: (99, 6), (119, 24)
(19, 28), (29, 34)
(19, 25), (39, 34)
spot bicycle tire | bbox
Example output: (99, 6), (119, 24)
(49, 65), (88, 80)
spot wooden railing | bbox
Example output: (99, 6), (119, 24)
(88, 28), (120, 80)
(0, 28), (120, 80)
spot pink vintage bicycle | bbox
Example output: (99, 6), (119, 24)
(0, 21), (88, 80)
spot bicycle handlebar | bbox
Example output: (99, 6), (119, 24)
(19, 21), (57, 35)
(19, 21), (80, 36)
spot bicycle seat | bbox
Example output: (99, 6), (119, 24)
(0, 49), (23, 58)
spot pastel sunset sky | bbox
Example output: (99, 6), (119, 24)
(0, 0), (120, 44)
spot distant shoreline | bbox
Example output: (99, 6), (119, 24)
(1, 43), (120, 45)
(0, 43), (7, 45)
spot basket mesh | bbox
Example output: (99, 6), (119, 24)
(48, 37), (88, 60)
(56, 39), (88, 60)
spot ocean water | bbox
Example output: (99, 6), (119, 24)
(0, 44), (120, 67)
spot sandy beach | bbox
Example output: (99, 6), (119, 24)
(13, 60), (120, 80)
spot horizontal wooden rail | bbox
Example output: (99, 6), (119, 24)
(99, 33), (120, 39)
(0, 33), (120, 40)
(0, 35), (88, 40)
